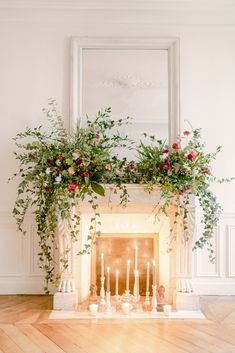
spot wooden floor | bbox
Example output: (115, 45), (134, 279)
(0, 296), (235, 353)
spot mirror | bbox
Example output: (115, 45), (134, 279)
(70, 37), (180, 156)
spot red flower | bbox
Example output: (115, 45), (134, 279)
(45, 186), (53, 193)
(172, 143), (179, 150)
(183, 130), (190, 136)
(47, 159), (52, 165)
(79, 170), (92, 177)
(187, 152), (197, 161)
(162, 160), (170, 171)
(162, 149), (170, 154)
(105, 164), (111, 171)
(57, 155), (63, 162)
(68, 183), (78, 192)
(76, 159), (84, 167)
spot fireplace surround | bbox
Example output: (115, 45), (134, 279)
(53, 185), (199, 311)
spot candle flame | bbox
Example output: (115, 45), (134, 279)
(116, 270), (119, 276)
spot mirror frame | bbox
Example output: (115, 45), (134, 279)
(70, 36), (180, 144)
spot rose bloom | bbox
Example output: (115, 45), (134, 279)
(183, 130), (190, 136)
(162, 160), (170, 171)
(76, 159), (84, 167)
(105, 164), (111, 171)
(68, 183), (78, 192)
(172, 143), (179, 150)
(79, 170), (92, 177)
(163, 149), (170, 154)
(187, 151), (197, 161)
(68, 166), (75, 176)
(57, 155), (63, 162)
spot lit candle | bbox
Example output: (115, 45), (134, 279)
(146, 262), (150, 292)
(134, 246), (138, 270)
(107, 267), (110, 292)
(115, 270), (119, 296)
(126, 260), (130, 292)
(152, 259), (156, 286)
(135, 270), (139, 298)
(101, 253), (104, 278)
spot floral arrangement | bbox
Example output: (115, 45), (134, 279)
(10, 100), (230, 292)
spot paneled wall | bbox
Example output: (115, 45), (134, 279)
(0, 1), (235, 294)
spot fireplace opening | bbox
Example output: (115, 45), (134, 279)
(91, 233), (159, 296)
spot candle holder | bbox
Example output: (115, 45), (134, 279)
(151, 284), (158, 313)
(144, 291), (151, 306)
(122, 289), (131, 302)
(115, 294), (120, 302)
(100, 276), (106, 305)
(105, 291), (112, 315)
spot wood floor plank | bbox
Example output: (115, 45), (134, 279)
(0, 328), (25, 353)
(0, 324), (45, 353)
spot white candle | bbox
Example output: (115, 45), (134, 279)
(126, 260), (130, 291)
(115, 270), (119, 296)
(107, 267), (110, 292)
(135, 270), (139, 298)
(101, 253), (104, 278)
(152, 259), (156, 286)
(134, 246), (138, 270)
(163, 304), (171, 316)
(146, 262), (150, 292)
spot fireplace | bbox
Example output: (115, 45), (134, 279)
(53, 185), (199, 311)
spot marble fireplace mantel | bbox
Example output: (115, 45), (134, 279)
(53, 185), (199, 311)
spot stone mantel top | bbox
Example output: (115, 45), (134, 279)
(77, 184), (195, 214)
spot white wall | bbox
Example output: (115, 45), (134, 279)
(0, 3), (235, 294)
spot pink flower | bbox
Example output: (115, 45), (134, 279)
(68, 166), (75, 176)
(163, 149), (170, 154)
(202, 166), (211, 175)
(187, 151), (197, 161)
(68, 183), (78, 192)
(105, 164), (111, 171)
(129, 161), (136, 170)
(162, 160), (170, 171)
(183, 130), (190, 136)
(172, 143), (179, 150)
(95, 134), (100, 140)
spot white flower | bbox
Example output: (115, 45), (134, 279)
(46, 168), (51, 175)
(72, 152), (80, 160)
(55, 175), (62, 183)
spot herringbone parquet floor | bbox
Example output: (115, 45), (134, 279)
(0, 295), (235, 353)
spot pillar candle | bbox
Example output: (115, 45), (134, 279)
(107, 267), (110, 292)
(126, 260), (130, 291)
(115, 270), (119, 296)
(152, 259), (156, 286)
(101, 253), (104, 278)
(146, 261), (150, 292)
(134, 246), (138, 270)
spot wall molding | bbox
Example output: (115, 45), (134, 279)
(226, 225), (235, 278)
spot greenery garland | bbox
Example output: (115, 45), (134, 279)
(10, 100), (231, 292)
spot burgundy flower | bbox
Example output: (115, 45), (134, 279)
(187, 152), (197, 161)
(76, 159), (84, 167)
(162, 160), (170, 171)
(57, 155), (63, 162)
(79, 170), (92, 178)
(105, 164), (111, 171)
(68, 183), (78, 192)
(47, 159), (52, 165)
(162, 149), (170, 154)
(172, 143), (179, 150)
(183, 130), (190, 136)
(95, 133), (100, 140)
(45, 186), (53, 193)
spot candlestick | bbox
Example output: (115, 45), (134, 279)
(100, 276), (105, 305)
(126, 260), (130, 292)
(151, 284), (158, 313)
(134, 246), (138, 270)
(134, 270), (139, 303)
(101, 253), (104, 278)
(115, 270), (119, 300)
(146, 261), (150, 292)
(152, 259), (156, 286)
(105, 290), (112, 315)
(107, 267), (110, 292)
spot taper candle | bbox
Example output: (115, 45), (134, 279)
(146, 261), (150, 292)
(126, 260), (130, 291)
(135, 270), (139, 298)
(152, 260), (156, 286)
(107, 267), (110, 292)
(115, 270), (119, 296)
(134, 246), (138, 270)
(101, 253), (104, 278)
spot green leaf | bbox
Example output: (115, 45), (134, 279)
(91, 182), (105, 196)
